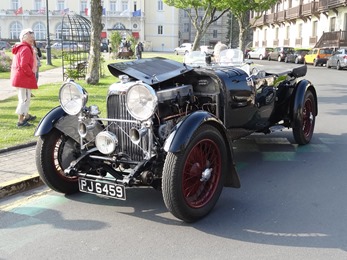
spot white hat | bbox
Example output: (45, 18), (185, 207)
(19, 28), (34, 41)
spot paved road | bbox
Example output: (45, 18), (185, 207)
(1, 60), (347, 259)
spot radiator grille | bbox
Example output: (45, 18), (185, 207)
(107, 94), (146, 161)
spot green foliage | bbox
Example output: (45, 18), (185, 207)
(0, 51), (12, 72)
(109, 31), (122, 54)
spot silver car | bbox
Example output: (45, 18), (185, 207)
(326, 48), (347, 70)
(247, 47), (273, 60)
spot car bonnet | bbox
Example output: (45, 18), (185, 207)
(108, 57), (193, 85)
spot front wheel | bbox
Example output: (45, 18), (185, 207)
(162, 124), (227, 222)
(36, 128), (80, 194)
(293, 90), (316, 145)
(336, 61), (342, 70)
(277, 56), (282, 62)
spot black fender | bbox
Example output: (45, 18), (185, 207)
(292, 79), (318, 126)
(34, 106), (67, 136)
(163, 111), (241, 188)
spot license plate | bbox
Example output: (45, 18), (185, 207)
(78, 178), (126, 200)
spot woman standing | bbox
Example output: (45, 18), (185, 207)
(11, 28), (38, 127)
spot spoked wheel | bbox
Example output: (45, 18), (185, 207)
(36, 128), (80, 194)
(162, 124), (227, 222)
(293, 90), (316, 145)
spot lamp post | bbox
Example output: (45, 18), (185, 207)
(46, 0), (52, 65)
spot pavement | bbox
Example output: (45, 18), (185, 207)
(0, 67), (64, 199)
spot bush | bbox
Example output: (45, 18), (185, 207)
(0, 51), (12, 72)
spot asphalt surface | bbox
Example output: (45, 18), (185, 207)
(0, 67), (63, 198)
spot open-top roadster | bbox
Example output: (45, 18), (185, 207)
(35, 50), (317, 222)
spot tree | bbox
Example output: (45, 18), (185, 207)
(164, 0), (277, 51)
(85, 0), (103, 85)
(225, 0), (278, 51)
(164, 0), (230, 51)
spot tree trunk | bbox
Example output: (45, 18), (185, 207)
(85, 0), (103, 85)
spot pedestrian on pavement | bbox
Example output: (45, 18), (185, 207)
(213, 41), (228, 63)
(135, 41), (144, 59)
(33, 40), (42, 81)
(10, 28), (38, 127)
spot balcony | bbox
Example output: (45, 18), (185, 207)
(327, 0), (347, 8)
(317, 0), (329, 12)
(301, 2), (318, 16)
(286, 6), (301, 20)
(276, 10), (286, 23)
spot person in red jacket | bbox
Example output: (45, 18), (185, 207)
(11, 28), (38, 127)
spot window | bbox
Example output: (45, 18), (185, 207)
(81, 0), (87, 13)
(213, 30), (217, 38)
(11, 0), (19, 10)
(183, 23), (189, 33)
(158, 25), (163, 35)
(35, 0), (43, 10)
(110, 1), (117, 12)
(286, 26), (290, 39)
(33, 22), (46, 40)
(312, 20), (318, 36)
(10, 21), (22, 39)
(134, 1), (137, 11)
(122, 1), (128, 11)
(158, 1), (163, 11)
(298, 23), (303, 38)
(330, 17), (336, 32)
(57, 0), (64, 11)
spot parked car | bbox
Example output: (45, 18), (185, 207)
(285, 49), (310, 64)
(100, 42), (109, 52)
(326, 48), (347, 70)
(200, 45), (214, 54)
(268, 46), (295, 62)
(0, 40), (11, 50)
(304, 47), (333, 66)
(35, 49), (317, 223)
(174, 43), (192, 55)
(247, 47), (273, 60)
(51, 42), (78, 51)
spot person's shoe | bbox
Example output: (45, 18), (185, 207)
(17, 121), (32, 127)
(25, 114), (36, 121)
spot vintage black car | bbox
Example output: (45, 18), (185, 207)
(35, 50), (318, 222)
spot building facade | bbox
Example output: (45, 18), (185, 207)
(0, 0), (179, 52)
(250, 0), (347, 49)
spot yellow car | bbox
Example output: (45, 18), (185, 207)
(304, 47), (333, 66)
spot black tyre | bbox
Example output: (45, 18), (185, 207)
(277, 56), (282, 62)
(337, 61), (341, 70)
(293, 90), (316, 145)
(268, 55), (271, 61)
(295, 57), (299, 64)
(36, 128), (80, 194)
(162, 124), (227, 222)
(285, 57), (288, 63)
(326, 61), (331, 68)
(259, 54), (263, 60)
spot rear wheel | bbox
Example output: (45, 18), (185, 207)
(285, 57), (288, 63)
(36, 128), (80, 194)
(277, 56), (282, 62)
(295, 57), (299, 64)
(337, 61), (342, 70)
(162, 124), (227, 222)
(259, 54), (263, 60)
(293, 90), (316, 145)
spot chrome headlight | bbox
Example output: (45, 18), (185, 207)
(59, 81), (88, 115)
(95, 131), (118, 155)
(126, 83), (158, 121)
